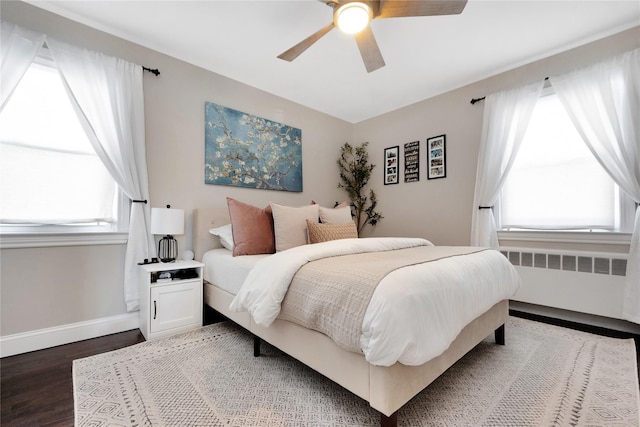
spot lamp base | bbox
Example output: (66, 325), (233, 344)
(158, 235), (178, 263)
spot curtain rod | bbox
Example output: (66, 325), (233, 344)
(142, 66), (160, 76)
(470, 77), (549, 105)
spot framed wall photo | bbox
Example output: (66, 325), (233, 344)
(384, 146), (399, 185)
(427, 135), (446, 180)
(404, 141), (420, 183)
(204, 101), (302, 192)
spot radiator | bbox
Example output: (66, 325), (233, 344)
(501, 247), (628, 321)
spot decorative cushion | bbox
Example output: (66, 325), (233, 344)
(310, 200), (352, 224)
(226, 197), (275, 256)
(270, 203), (319, 251)
(306, 219), (358, 244)
(209, 224), (234, 251)
(319, 204), (352, 224)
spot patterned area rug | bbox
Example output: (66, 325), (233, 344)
(73, 317), (639, 426)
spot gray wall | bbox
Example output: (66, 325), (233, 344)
(353, 26), (639, 247)
(1, 0), (637, 341)
(0, 1), (352, 337)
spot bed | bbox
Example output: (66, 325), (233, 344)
(193, 207), (520, 427)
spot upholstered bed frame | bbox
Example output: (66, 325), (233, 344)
(193, 208), (508, 427)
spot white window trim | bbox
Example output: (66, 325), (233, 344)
(0, 232), (128, 249)
(498, 229), (632, 246)
(0, 194), (131, 248)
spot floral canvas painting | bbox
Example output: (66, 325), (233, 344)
(204, 102), (302, 192)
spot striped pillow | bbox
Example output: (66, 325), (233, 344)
(306, 219), (358, 244)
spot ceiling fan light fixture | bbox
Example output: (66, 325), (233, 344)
(335, 2), (372, 34)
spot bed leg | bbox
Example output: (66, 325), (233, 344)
(495, 324), (505, 345)
(253, 336), (261, 357)
(380, 411), (397, 427)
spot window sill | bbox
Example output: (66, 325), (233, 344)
(497, 230), (631, 246)
(0, 232), (128, 249)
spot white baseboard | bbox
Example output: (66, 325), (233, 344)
(0, 312), (140, 358)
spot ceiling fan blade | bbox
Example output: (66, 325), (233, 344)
(377, 0), (467, 19)
(277, 22), (335, 62)
(354, 26), (385, 73)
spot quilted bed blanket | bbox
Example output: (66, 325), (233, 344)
(230, 237), (521, 366)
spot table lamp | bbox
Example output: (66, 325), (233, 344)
(150, 205), (184, 262)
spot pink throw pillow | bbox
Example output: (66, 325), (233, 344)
(226, 197), (275, 256)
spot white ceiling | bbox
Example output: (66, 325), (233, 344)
(25, 0), (640, 123)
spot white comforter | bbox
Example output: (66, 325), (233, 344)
(230, 237), (521, 366)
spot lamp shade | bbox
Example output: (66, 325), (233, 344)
(150, 207), (184, 235)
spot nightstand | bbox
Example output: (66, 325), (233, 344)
(138, 260), (204, 340)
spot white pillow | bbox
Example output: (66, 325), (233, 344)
(270, 203), (319, 251)
(209, 224), (234, 251)
(319, 204), (352, 224)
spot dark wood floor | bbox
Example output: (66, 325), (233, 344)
(1, 310), (638, 427)
(1, 329), (145, 427)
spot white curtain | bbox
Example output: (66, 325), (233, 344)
(471, 81), (544, 248)
(46, 38), (154, 312)
(0, 21), (46, 111)
(550, 49), (640, 324)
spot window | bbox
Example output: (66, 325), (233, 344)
(0, 50), (126, 233)
(499, 88), (634, 233)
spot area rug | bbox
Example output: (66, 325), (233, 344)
(73, 317), (639, 426)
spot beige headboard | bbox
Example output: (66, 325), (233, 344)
(193, 207), (231, 261)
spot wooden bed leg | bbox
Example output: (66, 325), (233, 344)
(380, 411), (397, 427)
(495, 324), (505, 345)
(253, 336), (261, 357)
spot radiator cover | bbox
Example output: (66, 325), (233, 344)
(501, 248), (627, 320)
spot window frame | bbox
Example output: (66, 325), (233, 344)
(496, 85), (635, 243)
(497, 229), (632, 246)
(0, 47), (129, 247)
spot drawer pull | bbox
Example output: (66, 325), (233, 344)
(153, 300), (157, 320)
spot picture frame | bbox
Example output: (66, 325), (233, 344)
(404, 141), (420, 183)
(384, 146), (399, 185)
(427, 134), (446, 180)
(204, 101), (303, 192)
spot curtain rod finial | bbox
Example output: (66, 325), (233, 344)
(142, 66), (160, 76)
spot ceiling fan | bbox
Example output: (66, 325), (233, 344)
(277, 0), (468, 73)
